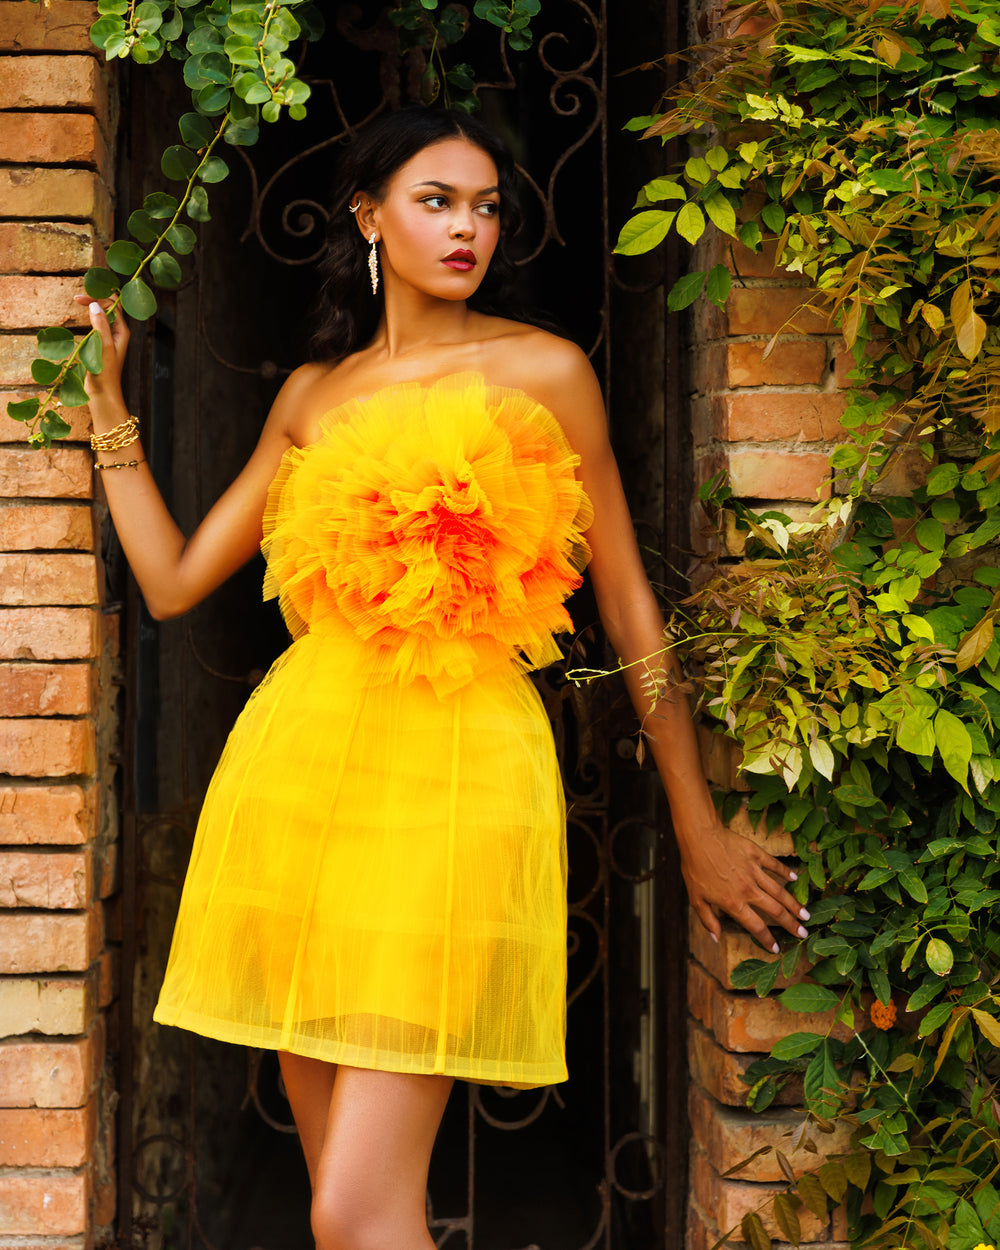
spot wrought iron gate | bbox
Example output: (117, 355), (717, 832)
(113, 3), (690, 1247)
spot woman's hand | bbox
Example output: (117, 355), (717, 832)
(72, 295), (129, 402)
(676, 817), (808, 953)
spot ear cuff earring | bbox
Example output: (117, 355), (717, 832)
(368, 233), (379, 295)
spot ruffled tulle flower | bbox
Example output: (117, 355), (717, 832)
(261, 372), (593, 694)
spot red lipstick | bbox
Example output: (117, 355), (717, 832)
(443, 249), (476, 271)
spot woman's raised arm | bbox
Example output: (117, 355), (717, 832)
(76, 297), (320, 621)
(535, 340), (811, 953)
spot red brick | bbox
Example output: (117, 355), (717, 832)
(0, 719), (95, 778)
(0, 333), (39, 384)
(2, 393), (92, 442)
(0, 504), (93, 552)
(689, 1021), (803, 1108)
(0, 555), (97, 607)
(0, 1099), (95, 1166)
(688, 910), (796, 992)
(0, 114), (109, 176)
(727, 288), (833, 336)
(0, 848), (92, 908)
(871, 448), (928, 496)
(0, 974), (95, 1037)
(723, 392), (847, 442)
(0, 221), (101, 273)
(0, 608), (99, 661)
(707, 236), (798, 281)
(0, 662), (92, 716)
(692, 345), (727, 396)
(688, 959), (855, 1053)
(727, 449), (831, 501)
(728, 341), (830, 388)
(0, 168), (112, 240)
(0, 276), (93, 330)
(0, 448), (91, 499)
(0, 910), (100, 974)
(0, 1024), (102, 1107)
(97, 950), (115, 1010)
(691, 1141), (830, 1242)
(11, 553), (98, 605)
(0, 1), (100, 53)
(0, 783), (96, 845)
(0, 1172), (89, 1236)
(689, 1082), (852, 1183)
(0, 54), (103, 113)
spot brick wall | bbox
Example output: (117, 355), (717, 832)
(0, 4), (119, 1247)
(687, 235), (851, 1249)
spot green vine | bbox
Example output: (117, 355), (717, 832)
(10, 0), (543, 447)
(611, 1), (1000, 1246)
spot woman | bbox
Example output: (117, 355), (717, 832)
(78, 108), (809, 1250)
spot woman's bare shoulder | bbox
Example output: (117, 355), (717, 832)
(483, 327), (605, 436)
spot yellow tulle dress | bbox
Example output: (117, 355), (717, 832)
(153, 372), (593, 1088)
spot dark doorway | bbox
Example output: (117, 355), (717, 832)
(113, 4), (690, 1248)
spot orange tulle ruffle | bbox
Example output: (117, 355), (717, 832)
(261, 372), (593, 696)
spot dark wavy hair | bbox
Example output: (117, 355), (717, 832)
(308, 108), (549, 363)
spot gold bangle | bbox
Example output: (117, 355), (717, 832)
(94, 458), (145, 472)
(91, 416), (139, 452)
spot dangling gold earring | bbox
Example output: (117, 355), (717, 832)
(368, 233), (379, 295)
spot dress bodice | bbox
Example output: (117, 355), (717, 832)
(260, 372), (593, 694)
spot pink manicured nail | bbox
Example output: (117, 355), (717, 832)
(89, 302), (102, 315)
(710, 932), (719, 944)
(799, 908), (810, 921)
(788, 871), (798, 881)
(797, 926), (808, 939)
(771, 942), (779, 954)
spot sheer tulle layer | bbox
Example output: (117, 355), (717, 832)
(153, 630), (569, 1087)
(155, 375), (590, 1087)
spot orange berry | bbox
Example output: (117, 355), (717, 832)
(871, 998), (897, 1030)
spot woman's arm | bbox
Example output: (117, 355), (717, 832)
(76, 297), (320, 621)
(539, 342), (810, 953)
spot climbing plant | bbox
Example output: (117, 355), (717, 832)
(608, 1), (1000, 1247)
(9, 0), (542, 447)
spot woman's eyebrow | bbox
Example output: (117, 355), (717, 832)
(409, 180), (501, 195)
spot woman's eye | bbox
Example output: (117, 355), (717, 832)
(423, 195), (448, 209)
(477, 202), (500, 217)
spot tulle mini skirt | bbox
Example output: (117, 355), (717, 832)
(153, 627), (569, 1088)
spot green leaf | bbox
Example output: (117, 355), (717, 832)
(196, 84), (231, 115)
(704, 191), (737, 237)
(926, 462), (960, 495)
(58, 366), (89, 408)
(675, 201), (706, 245)
(162, 144), (199, 181)
(178, 111), (215, 148)
(78, 332), (103, 375)
(150, 253), (182, 289)
(127, 209), (158, 243)
(186, 185), (211, 222)
(84, 267), (119, 299)
(164, 223), (196, 255)
(120, 276), (157, 319)
(143, 191), (179, 219)
(641, 178), (686, 203)
(897, 712), (936, 757)
(684, 156), (711, 184)
(772, 1032), (822, 1060)
(915, 518), (946, 552)
(614, 210), (676, 256)
(39, 410), (71, 440)
(935, 708), (972, 791)
(705, 264), (731, 310)
(778, 983), (839, 1013)
(761, 202), (785, 233)
(7, 397), (40, 422)
(926, 937), (954, 976)
(197, 156), (229, 183)
(30, 358), (62, 386)
(36, 327), (74, 362)
(106, 239), (145, 276)
(667, 271), (706, 312)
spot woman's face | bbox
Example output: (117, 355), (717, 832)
(362, 137), (502, 302)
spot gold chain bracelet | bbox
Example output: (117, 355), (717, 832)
(94, 458), (145, 472)
(90, 415), (139, 453)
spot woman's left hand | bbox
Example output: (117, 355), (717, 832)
(676, 818), (808, 953)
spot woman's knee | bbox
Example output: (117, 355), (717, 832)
(311, 1185), (426, 1250)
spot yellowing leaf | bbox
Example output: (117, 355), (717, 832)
(676, 201), (706, 246)
(773, 1194), (801, 1247)
(614, 210), (676, 256)
(972, 1007), (1000, 1048)
(956, 612), (995, 671)
(951, 279), (987, 361)
(809, 739), (835, 781)
(921, 303), (945, 334)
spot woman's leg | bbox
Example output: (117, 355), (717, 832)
(309, 1064), (453, 1250)
(278, 1051), (337, 1187)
